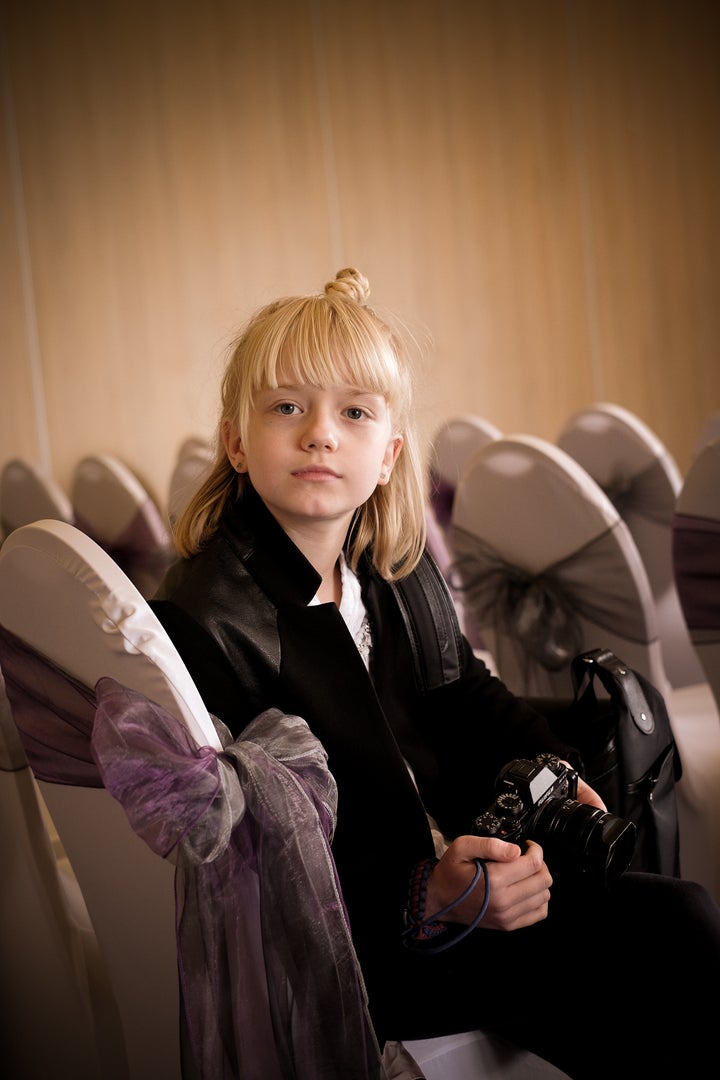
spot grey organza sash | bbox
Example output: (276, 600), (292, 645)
(449, 522), (653, 676)
(0, 625), (385, 1080)
(603, 457), (675, 526)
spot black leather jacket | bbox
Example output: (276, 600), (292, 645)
(152, 487), (575, 993)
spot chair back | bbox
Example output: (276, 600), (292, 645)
(692, 410), (720, 459)
(0, 520), (221, 1080)
(557, 402), (705, 688)
(0, 457), (73, 540)
(450, 434), (668, 698)
(71, 454), (173, 597)
(167, 436), (213, 527)
(428, 415), (502, 532)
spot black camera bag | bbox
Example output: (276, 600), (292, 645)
(537, 647), (682, 878)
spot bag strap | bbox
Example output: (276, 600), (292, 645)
(389, 550), (464, 691)
(571, 648), (655, 736)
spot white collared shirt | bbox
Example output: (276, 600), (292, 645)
(309, 554), (372, 669)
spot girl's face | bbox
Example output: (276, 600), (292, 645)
(223, 379), (403, 536)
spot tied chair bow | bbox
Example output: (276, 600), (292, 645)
(0, 624), (386, 1080)
(449, 523), (651, 687)
(603, 457), (675, 528)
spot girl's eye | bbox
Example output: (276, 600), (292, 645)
(346, 407), (366, 421)
(277, 402), (298, 415)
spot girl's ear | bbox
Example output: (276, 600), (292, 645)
(222, 418), (246, 472)
(378, 434), (404, 484)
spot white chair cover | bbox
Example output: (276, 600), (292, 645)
(692, 410), (720, 459)
(450, 434), (666, 697)
(402, 1032), (571, 1080)
(557, 402), (705, 688)
(428, 415), (502, 533)
(71, 454), (173, 598)
(0, 520), (219, 750)
(167, 436), (214, 528)
(0, 457), (73, 539)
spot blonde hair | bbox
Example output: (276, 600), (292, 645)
(173, 268), (427, 580)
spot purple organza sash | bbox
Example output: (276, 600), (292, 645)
(74, 499), (174, 598)
(0, 624), (102, 785)
(93, 678), (385, 1080)
(672, 512), (720, 633)
(427, 472), (455, 531)
(0, 625), (386, 1079)
(449, 521), (654, 677)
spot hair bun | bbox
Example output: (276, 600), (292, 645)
(325, 267), (370, 305)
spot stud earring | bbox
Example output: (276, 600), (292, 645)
(379, 468), (389, 483)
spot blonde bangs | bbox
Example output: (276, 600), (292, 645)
(233, 296), (408, 422)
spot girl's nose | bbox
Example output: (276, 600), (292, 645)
(302, 414), (338, 451)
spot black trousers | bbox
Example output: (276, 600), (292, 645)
(365, 872), (719, 1080)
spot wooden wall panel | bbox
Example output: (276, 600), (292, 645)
(1, 0), (719, 517)
(311, 1), (598, 449)
(0, 43), (40, 469)
(2, 0), (338, 502)
(569, 1), (720, 458)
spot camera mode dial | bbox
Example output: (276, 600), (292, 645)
(472, 811), (503, 837)
(495, 792), (524, 818)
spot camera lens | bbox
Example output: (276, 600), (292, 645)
(530, 798), (637, 885)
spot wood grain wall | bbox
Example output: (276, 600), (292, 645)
(2, 0), (719, 515)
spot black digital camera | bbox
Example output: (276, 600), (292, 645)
(472, 754), (636, 885)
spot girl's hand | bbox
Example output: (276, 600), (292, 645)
(425, 834), (552, 932)
(574, 774), (607, 811)
(556, 759), (607, 811)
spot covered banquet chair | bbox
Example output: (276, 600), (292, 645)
(449, 434), (720, 902)
(692, 410), (720, 459)
(0, 520), (224, 1080)
(71, 453), (173, 598)
(0, 520), (570, 1080)
(428, 415), (502, 536)
(167, 436), (214, 528)
(0, 456), (74, 541)
(557, 402), (705, 689)
(672, 437), (720, 718)
(426, 416), (502, 658)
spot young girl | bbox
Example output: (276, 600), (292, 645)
(153, 268), (720, 1079)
